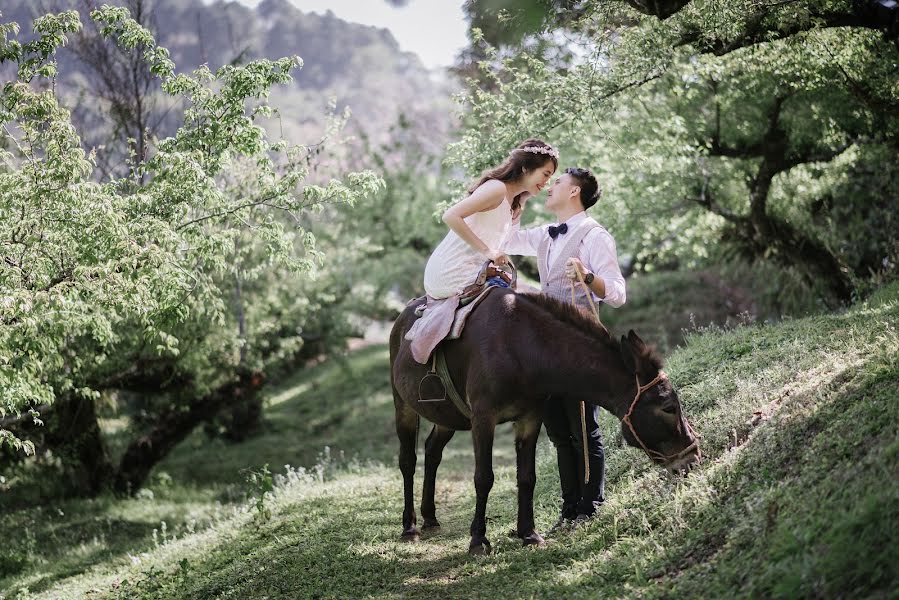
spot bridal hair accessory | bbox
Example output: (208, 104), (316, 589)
(520, 145), (559, 160)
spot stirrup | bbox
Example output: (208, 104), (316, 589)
(418, 355), (446, 403)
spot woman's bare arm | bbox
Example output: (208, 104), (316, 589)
(442, 179), (509, 262)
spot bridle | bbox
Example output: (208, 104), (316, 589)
(621, 371), (700, 464)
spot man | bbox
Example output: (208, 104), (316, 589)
(504, 166), (626, 532)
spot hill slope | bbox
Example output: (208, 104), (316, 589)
(2, 284), (897, 599)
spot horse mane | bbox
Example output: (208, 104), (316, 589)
(518, 292), (664, 371)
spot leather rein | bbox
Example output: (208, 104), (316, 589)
(621, 371), (700, 464)
(569, 268), (699, 465)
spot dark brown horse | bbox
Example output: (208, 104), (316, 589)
(389, 288), (701, 554)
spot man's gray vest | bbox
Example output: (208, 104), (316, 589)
(537, 217), (601, 312)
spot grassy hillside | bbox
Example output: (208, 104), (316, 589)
(1, 284), (897, 599)
(599, 266), (825, 354)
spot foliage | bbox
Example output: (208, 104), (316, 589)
(1, 0), (452, 161)
(451, 1), (899, 303)
(0, 7), (382, 461)
(339, 115), (456, 310)
(245, 463), (273, 522)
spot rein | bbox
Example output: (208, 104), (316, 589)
(569, 267), (606, 484)
(621, 371), (700, 464)
(568, 269), (698, 467)
(569, 268), (607, 333)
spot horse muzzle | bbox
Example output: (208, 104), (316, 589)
(662, 443), (701, 475)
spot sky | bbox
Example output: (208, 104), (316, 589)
(233, 0), (470, 69)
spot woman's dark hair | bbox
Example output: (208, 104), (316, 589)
(468, 138), (558, 214)
(565, 167), (602, 210)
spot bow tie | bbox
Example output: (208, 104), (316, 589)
(548, 223), (568, 239)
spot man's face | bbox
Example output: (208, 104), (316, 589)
(546, 173), (579, 211)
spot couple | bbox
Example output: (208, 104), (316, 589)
(423, 138), (627, 532)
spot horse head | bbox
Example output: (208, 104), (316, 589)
(619, 330), (701, 473)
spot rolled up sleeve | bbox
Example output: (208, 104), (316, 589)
(503, 222), (543, 257)
(585, 230), (626, 308)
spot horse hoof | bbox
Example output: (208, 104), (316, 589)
(421, 518), (441, 531)
(468, 539), (492, 555)
(521, 532), (546, 548)
(400, 528), (421, 542)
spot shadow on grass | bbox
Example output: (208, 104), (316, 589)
(0, 344), (400, 595)
(648, 365), (899, 599)
(0, 502), (164, 594)
(158, 344), (399, 487)
(7, 287), (899, 598)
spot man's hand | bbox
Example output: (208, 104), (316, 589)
(490, 250), (511, 266)
(512, 192), (532, 222)
(565, 257), (588, 281)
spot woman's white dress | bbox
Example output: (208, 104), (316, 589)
(423, 197), (513, 299)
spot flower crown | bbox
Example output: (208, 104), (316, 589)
(520, 145), (559, 160)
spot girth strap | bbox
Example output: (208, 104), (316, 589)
(430, 347), (472, 419)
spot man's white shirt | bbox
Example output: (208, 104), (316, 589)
(504, 211), (627, 308)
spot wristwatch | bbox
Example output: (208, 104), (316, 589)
(583, 271), (595, 285)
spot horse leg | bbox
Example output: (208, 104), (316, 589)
(421, 424), (455, 531)
(468, 416), (496, 555)
(514, 416), (545, 547)
(395, 393), (420, 542)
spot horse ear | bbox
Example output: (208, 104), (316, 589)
(620, 335), (637, 373)
(627, 330), (646, 352)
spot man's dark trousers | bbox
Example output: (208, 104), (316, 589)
(543, 397), (605, 518)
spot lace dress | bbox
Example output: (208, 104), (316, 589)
(423, 198), (513, 299)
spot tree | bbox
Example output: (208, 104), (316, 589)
(0, 7), (382, 493)
(452, 1), (898, 303)
(62, 0), (163, 181)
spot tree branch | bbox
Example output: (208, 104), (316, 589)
(623, 0), (692, 20)
(689, 189), (745, 224)
(0, 405), (50, 429)
(675, 4), (898, 57)
(175, 192), (283, 231)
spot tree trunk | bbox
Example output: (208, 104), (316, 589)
(43, 396), (115, 496)
(218, 269), (264, 442)
(219, 394), (264, 443)
(113, 370), (263, 495)
(703, 95), (856, 305)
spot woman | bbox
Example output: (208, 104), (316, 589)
(423, 139), (558, 299)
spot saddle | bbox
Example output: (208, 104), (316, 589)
(462, 259), (515, 301)
(406, 260), (517, 418)
(414, 260), (516, 318)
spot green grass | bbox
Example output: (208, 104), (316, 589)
(601, 266), (822, 354)
(1, 283), (897, 599)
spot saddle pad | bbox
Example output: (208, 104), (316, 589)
(447, 286), (497, 341)
(405, 286), (499, 364)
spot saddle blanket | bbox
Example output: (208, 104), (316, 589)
(404, 286), (499, 364)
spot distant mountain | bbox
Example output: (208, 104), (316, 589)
(1, 0), (456, 162)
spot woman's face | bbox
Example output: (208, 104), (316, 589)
(522, 161), (555, 196)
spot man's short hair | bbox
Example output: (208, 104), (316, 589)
(565, 167), (602, 210)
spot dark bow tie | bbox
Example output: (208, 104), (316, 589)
(548, 223), (568, 239)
